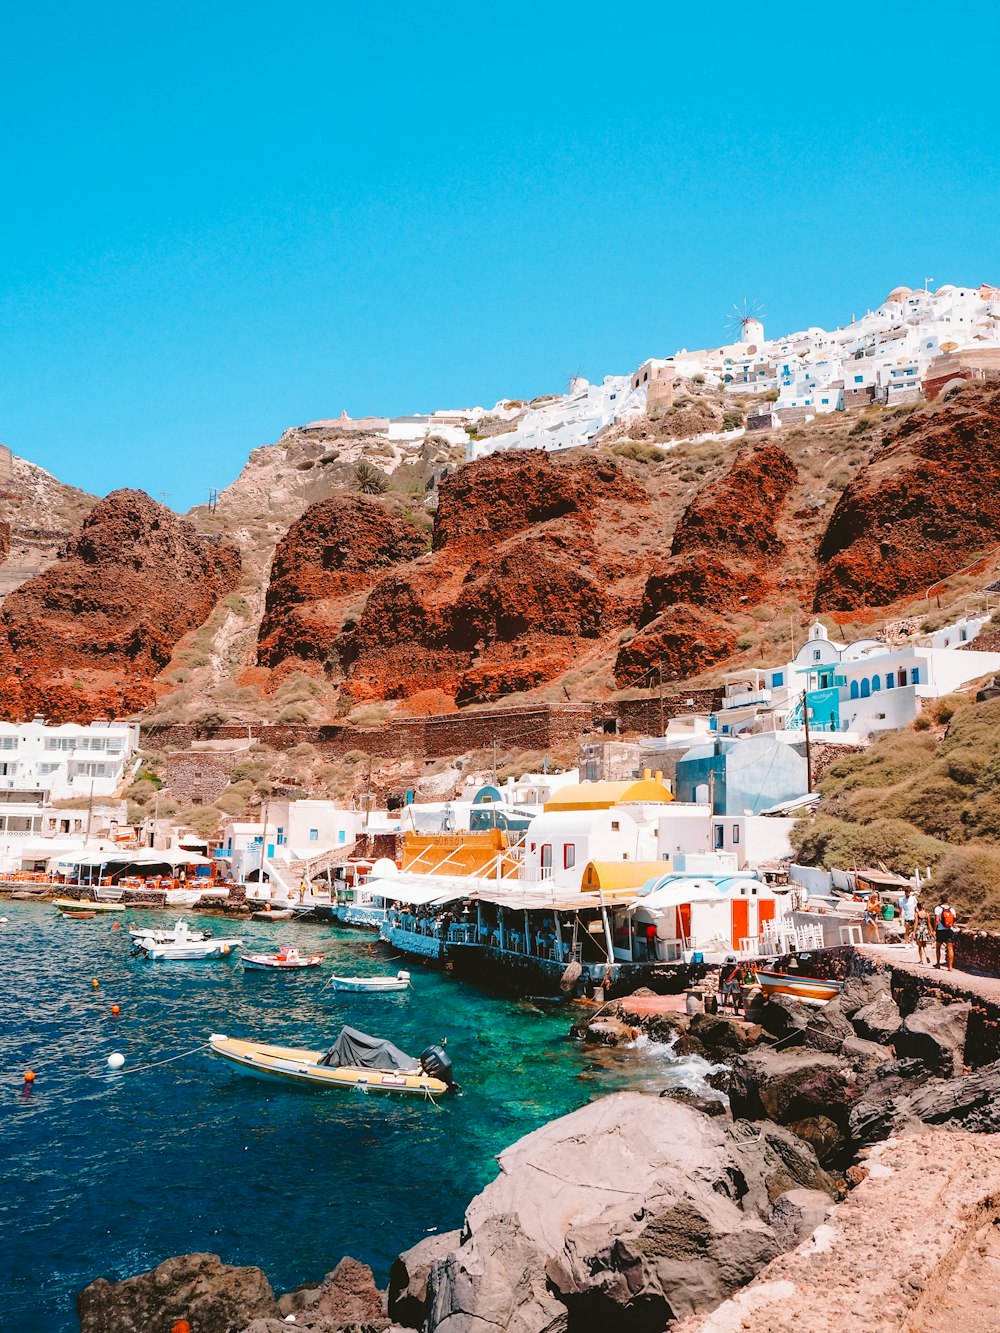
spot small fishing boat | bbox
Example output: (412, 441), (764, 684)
(207, 1025), (454, 1097)
(135, 922), (241, 961)
(753, 967), (844, 1007)
(53, 898), (126, 914)
(242, 945), (324, 971)
(129, 921), (211, 945)
(60, 910), (97, 920)
(328, 970), (411, 993)
(251, 908), (295, 921)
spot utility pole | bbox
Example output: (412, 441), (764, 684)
(658, 661), (665, 736)
(85, 779), (95, 846)
(492, 735), (498, 786)
(803, 690), (814, 792)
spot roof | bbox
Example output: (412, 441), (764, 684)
(543, 778), (673, 811)
(582, 861), (670, 893)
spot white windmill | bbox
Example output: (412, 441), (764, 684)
(727, 299), (766, 351)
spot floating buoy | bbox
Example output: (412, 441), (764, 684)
(0, 915), (8, 924)
(107, 1052), (125, 1070)
(91, 978), (100, 989)
(111, 1004), (120, 1016)
(23, 1070), (35, 1083)
(112, 921), (120, 930)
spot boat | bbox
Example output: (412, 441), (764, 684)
(251, 908), (295, 921)
(53, 898), (126, 914)
(753, 967), (844, 1007)
(328, 970), (411, 993)
(207, 1025), (454, 1096)
(241, 945), (324, 971)
(135, 922), (242, 961)
(128, 921), (211, 945)
(60, 910), (97, 920)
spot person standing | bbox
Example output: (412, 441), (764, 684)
(645, 923), (658, 961)
(934, 900), (958, 971)
(863, 892), (882, 944)
(914, 902), (932, 965)
(718, 956), (741, 1013)
(901, 887), (918, 944)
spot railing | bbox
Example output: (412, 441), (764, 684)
(741, 923), (825, 957)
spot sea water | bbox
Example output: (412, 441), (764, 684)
(1, 902), (712, 1332)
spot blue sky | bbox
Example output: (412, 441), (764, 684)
(2, 3), (999, 511)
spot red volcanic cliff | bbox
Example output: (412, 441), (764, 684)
(615, 444), (799, 684)
(815, 385), (1000, 610)
(257, 496), (427, 667)
(336, 451), (659, 703)
(0, 490), (241, 722)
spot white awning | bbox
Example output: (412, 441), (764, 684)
(364, 871), (487, 907)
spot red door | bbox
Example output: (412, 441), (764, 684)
(675, 904), (691, 947)
(732, 899), (749, 950)
(758, 899), (777, 933)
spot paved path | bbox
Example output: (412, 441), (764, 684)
(861, 941), (1000, 1008)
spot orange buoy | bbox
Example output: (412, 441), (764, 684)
(91, 978), (100, 989)
(171, 1320), (191, 1333)
(23, 1070), (35, 1083)
(111, 1004), (120, 1016)
(112, 921), (120, 930)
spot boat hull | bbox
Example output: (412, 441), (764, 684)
(329, 976), (409, 993)
(141, 939), (242, 961)
(754, 968), (843, 1006)
(207, 1035), (447, 1096)
(242, 955), (323, 970)
(53, 898), (126, 913)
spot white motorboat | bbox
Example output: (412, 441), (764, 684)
(135, 921), (241, 961)
(242, 945), (324, 971)
(328, 970), (411, 993)
(129, 920), (210, 945)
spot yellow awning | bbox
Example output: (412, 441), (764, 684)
(543, 778), (673, 811)
(582, 861), (670, 893)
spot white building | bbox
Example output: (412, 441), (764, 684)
(0, 719), (139, 800)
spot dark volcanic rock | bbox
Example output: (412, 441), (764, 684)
(78, 1252), (279, 1333)
(767, 1188), (833, 1250)
(895, 998), (970, 1077)
(727, 1048), (864, 1128)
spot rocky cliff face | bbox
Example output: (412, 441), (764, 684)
(0, 450), (96, 601)
(815, 384), (1000, 610)
(0, 489), (241, 721)
(615, 443), (801, 684)
(256, 496), (428, 668)
(333, 451), (660, 703)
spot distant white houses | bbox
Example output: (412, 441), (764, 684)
(0, 718), (139, 801)
(709, 615), (1000, 743)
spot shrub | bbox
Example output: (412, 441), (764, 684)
(278, 703), (312, 724)
(216, 789), (250, 816)
(692, 374), (705, 386)
(354, 462), (390, 495)
(721, 410), (744, 432)
(612, 442), (667, 464)
(933, 846), (1000, 928)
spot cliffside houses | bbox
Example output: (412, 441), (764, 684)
(0, 717), (139, 800)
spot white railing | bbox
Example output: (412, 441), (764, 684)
(740, 923), (825, 957)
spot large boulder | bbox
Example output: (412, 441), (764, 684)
(688, 1012), (763, 1054)
(389, 1231), (462, 1330)
(830, 971), (893, 1019)
(849, 1057), (1000, 1144)
(785, 1115), (846, 1167)
(724, 1119), (839, 1213)
(78, 1253), (279, 1333)
(767, 1189), (833, 1250)
(727, 1048), (863, 1130)
(850, 995), (902, 1045)
(801, 1004), (855, 1054)
(423, 1093), (823, 1332)
(895, 998), (970, 1076)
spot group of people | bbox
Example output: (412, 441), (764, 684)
(870, 888), (959, 969)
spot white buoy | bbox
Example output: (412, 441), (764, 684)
(0, 916), (8, 924)
(107, 1052), (126, 1070)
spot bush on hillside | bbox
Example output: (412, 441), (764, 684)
(790, 814), (947, 876)
(933, 845), (1000, 928)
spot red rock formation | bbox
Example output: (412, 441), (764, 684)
(0, 519), (9, 564)
(815, 386), (1000, 610)
(0, 490), (240, 722)
(339, 452), (658, 702)
(616, 444), (798, 684)
(256, 496), (427, 667)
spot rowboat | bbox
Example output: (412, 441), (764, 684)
(328, 970), (411, 993)
(242, 946), (324, 971)
(139, 938), (242, 961)
(53, 898), (126, 914)
(753, 967), (844, 1007)
(207, 1025), (454, 1097)
(251, 908), (295, 921)
(61, 910), (97, 920)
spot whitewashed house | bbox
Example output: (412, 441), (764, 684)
(0, 718), (139, 800)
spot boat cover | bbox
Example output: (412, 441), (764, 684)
(318, 1026), (417, 1071)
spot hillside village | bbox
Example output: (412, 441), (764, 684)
(3, 282), (1000, 925)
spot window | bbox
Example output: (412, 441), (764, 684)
(886, 673), (895, 689)
(960, 629), (968, 642)
(850, 680), (860, 699)
(0, 737), (17, 750)
(714, 825), (724, 850)
(771, 671), (784, 687)
(338, 829), (347, 843)
(564, 844), (576, 869)
(540, 845), (552, 869)
(872, 676), (880, 692)
(308, 828), (318, 841)
(813, 649), (822, 661)
(732, 824), (740, 844)
(911, 667), (919, 684)
(611, 821), (620, 832)
(276, 827), (285, 845)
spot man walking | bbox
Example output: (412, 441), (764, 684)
(901, 887), (918, 944)
(934, 900), (958, 971)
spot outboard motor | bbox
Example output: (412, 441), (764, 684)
(420, 1044), (455, 1091)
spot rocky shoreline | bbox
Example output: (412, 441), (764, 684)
(77, 960), (1000, 1332)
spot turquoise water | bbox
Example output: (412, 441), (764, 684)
(1, 902), (703, 1332)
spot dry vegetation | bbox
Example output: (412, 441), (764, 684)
(791, 692), (1000, 925)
